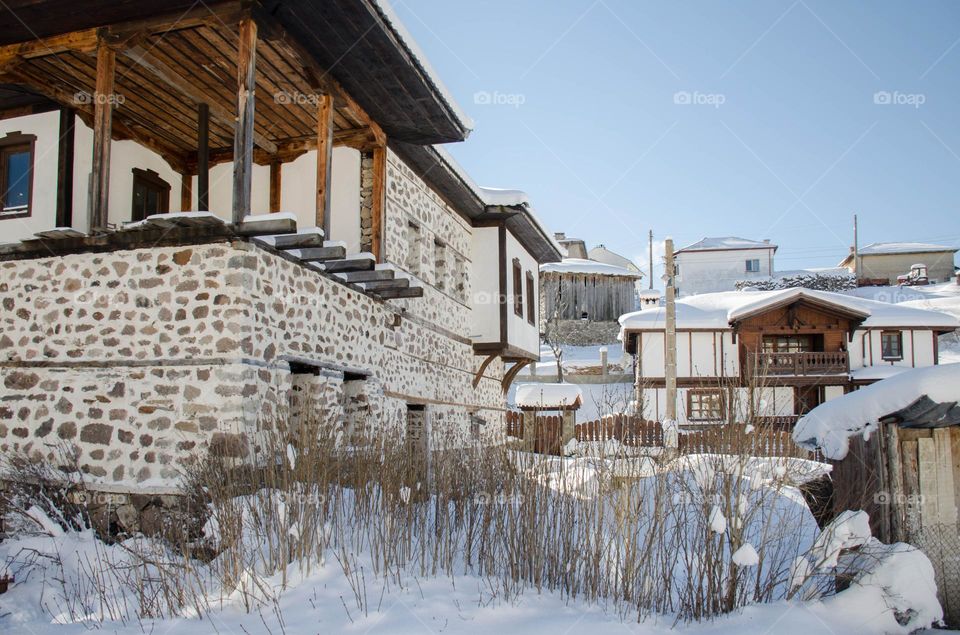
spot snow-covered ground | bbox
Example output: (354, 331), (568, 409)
(519, 343), (628, 375)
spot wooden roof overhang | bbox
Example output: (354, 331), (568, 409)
(729, 295), (869, 343)
(0, 3), (391, 176)
(0, 0), (469, 146)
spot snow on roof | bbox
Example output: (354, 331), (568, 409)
(373, 1), (474, 133)
(793, 364), (960, 460)
(770, 267), (852, 278)
(675, 236), (777, 253)
(515, 383), (583, 409)
(857, 242), (957, 256)
(639, 289), (662, 298)
(540, 258), (642, 278)
(618, 288), (960, 334)
(587, 245), (641, 273)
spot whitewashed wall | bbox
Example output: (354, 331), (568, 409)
(850, 328), (938, 370)
(470, 226), (500, 344)
(635, 330), (737, 379)
(674, 247), (775, 296)
(505, 229), (540, 357)
(0, 111), (61, 242)
(639, 386), (795, 424)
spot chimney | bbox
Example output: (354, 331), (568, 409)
(554, 232), (566, 241)
(763, 238), (771, 244)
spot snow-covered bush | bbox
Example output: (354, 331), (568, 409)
(736, 271), (856, 292)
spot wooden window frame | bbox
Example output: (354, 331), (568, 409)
(0, 131), (36, 220)
(687, 388), (725, 421)
(131, 167), (170, 222)
(525, 270), (535, 325)
(512, 258), (523, 317)
(880, 330), (903, 361)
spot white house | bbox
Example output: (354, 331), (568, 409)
(619, 288), (959, 428)
(674, 237), (776, 296)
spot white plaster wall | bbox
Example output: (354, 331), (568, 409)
(505, 230), (540, 357)
(636, 330), (735, 379)
(675, 247), (775, 296)
(0, 111), (60, 242)
(850, 328), (938, 371)
(470, 226), (500, 344)
(824, 385), (845, 402)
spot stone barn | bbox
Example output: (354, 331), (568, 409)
(0, 0), (561, 507)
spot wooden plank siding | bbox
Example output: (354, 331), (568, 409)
(541, 272), (638, 322)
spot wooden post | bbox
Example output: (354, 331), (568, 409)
(664, 238), (678, 421)
(55, 106), (75, 228)
(197, 102), (209, 211)
(232, 18), (257, 223)
(371, 144), (386, 261)
(885, 423), (907, 542)
(179, 173), (192, 211)
(269, 160), (281, 212)
(88, 42), (115, 231)
(315, 93), (334, 234)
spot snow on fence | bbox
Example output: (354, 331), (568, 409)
(575, 414), (664, 447)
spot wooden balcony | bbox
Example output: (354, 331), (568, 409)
(748, 351), (849, 377)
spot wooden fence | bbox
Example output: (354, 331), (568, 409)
(507, 412), (815, 459)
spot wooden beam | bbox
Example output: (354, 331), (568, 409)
(501, 360), (532, 394)
(371, 144), (387, 261)
(0, 29), (99, 69)
(473, 353), (498, 388)
(315, 93), (334, 234)
(197, 103), (209, 210)
(88, 41), (115, 231)
(232, 17), (257, 223)
(55, 107), (75, 228)
(122, 45), (277, 154)
(269, 160), (282, 213)
(180, 173), (192, 211)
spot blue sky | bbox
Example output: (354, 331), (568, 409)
(391, 0), (960, 279)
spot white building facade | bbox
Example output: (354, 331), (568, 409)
(674, 237), (776, 297)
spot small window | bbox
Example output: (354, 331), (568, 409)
(131, 168), (170, 222)
(512, 259), (523, 317)
(688, 390), (724, 421)
(0, 132), (36, 219)
(746, 258), (761, 273)
(433, 238), (447, 291)
(525, 271), (535, 325)
(406, 221), (422, 276)
(881, 331), (903, 360)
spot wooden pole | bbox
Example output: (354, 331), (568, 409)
(179, 172), (192, 211)
(232, 18), (257, 223)
(88, 42), (115, 231)
(664, 238), (678, 421)
(269, 160), (281, 213)
(315, 92), (334, 233)
(371, 144), (386, 261)
(197, 102), (209, 211)
(55, 106), (75, 228)
(648, 229), (653, 289)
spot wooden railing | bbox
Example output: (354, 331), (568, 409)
(753, 415), (800, 431)
(576, 415), (664, 447)
(748, 351), (848, 376)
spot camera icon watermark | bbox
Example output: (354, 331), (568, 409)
(874, 490), (924, 506)
(473, 90), (526, 109)
(873, 91), (925, 109)
(673, 91), (725, 109)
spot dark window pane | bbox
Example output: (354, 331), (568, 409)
(4, 149), (30, 210)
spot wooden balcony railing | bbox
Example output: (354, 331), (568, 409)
(748, 351), (848, 376)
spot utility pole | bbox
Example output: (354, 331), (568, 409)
(853, 214), (859, 283)
(648, 229), (654, 289)
(664, 238), (677, 421)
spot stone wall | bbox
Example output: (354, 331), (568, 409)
(546, 320), (622, 346)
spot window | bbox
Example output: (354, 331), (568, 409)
(0, 132), (35, 219)
(881, 331), (903, 360)
(131, 168), (170, 222)
(406, 221), (422, 275)
(762, 335), (820, 353)
(746, 258), (761, 273)
(688, 390), (724, 421)
(525, 271), (535, 325)
(512, 258), (523, 317)
(433, 238), (447, 291)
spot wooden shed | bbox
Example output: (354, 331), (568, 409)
(827, 395), (960, 625)
(540, 258), (641, 322)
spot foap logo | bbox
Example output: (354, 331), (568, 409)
(73, 91), (125, 106)
(873, 90), (925, 108)
(473, 90), (526, 108)
(274, 91), (322, 106)
(673, 90), (725, 108)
